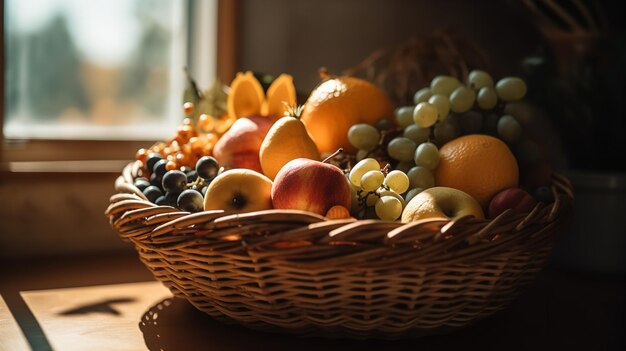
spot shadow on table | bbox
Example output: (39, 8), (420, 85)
(138, 297), (523, 351)
(59, 297), (136, 316)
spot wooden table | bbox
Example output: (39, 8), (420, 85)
(3, 282), (170, 351)
(1, 254), (624, 351)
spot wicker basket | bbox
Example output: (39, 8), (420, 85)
(106, 161), (573, 339)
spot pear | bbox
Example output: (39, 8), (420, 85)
(260, 105), (320, 180)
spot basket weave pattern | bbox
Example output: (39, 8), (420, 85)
(106, 161), (573, 339)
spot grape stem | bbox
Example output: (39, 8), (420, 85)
(189, 177), (209, 190)
(355, 189), (371, 219)
(381, 163), (390, 175)
(355, 187), (387, 220)
(363, 127), (403, 159)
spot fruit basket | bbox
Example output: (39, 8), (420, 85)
(106, 67), (573, 339)
(107, 163), (572, 339)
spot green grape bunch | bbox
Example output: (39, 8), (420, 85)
(344, 70), (535, 221)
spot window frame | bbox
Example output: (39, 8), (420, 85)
(0, 0), (238, 172)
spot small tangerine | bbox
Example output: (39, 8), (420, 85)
(183, 102), (194, 115)
(165, 160), (178, 171)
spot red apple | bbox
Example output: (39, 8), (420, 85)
(488, 187), (537, 218)
(271, 158), (351, 216)
(213, 115), (277, 172)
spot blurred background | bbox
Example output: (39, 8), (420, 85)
(1, 0), (625, 276)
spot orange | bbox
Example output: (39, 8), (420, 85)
(227, 71), (265, 119)
(434, 134), (519, 208)
(300, 72), (393, 154)
(227, 71), (297, 120)
(262, 74), (297, 117)
(325, 205), (351, 219)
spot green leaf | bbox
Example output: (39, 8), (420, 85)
(200, 79), (229, 118)
(182, 67), (202, 120)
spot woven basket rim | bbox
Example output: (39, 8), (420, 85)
(105, 161), (574, 270)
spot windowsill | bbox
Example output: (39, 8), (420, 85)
(1, 160), (130, 174)
(3, 123), (177, 142)
(2, 139), (149, 163)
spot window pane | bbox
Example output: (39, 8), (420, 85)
(4, 0), (186, 140)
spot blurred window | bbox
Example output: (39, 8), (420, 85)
(3, 0), (200, 141)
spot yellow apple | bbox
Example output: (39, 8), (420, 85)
(203, 169), (273, 213)
(401, 186), (484, 223)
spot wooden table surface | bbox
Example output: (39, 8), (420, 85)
(0, 294), (30, 351)
(0, 253), (624, 351)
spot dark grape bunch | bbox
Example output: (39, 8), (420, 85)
(131, 101), (224, 213)
(135, 116), (218, 173)
(134, 155), (221, 212)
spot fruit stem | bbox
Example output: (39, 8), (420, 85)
(191, 177), (204, 189)
(283, 102), (304, 119)
(364, 127), (402, 159)
(318, 67), (331, 81)
(381, 163), (390, 175)
(322, 148), (343, 163)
